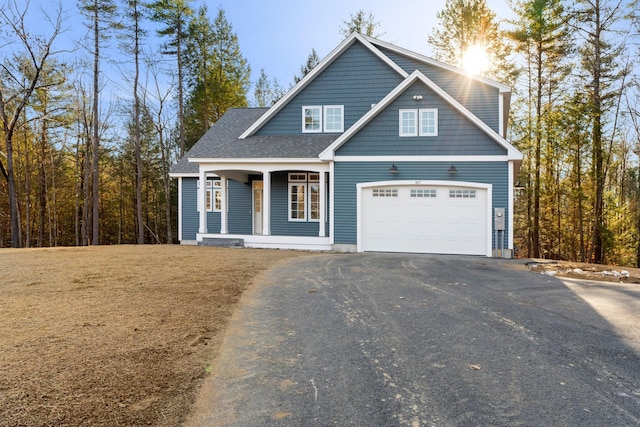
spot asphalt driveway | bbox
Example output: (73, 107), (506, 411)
(185, 253), (640, 426)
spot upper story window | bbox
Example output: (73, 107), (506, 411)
(420, 108), (438, 136)
(303, 106), (322, 133)
(302, 105), (343, 133)
(399, 108), (438, 137)
(399, 109), (417, 137)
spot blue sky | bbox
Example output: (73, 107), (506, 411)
(20, 0), (513, 99)
(216, 0), (515, 87)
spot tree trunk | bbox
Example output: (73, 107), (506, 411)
(91, 2), (100, 245)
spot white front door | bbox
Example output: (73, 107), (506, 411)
(253, 181), (263, 235)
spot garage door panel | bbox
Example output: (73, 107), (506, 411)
(361, 184), (488, 255)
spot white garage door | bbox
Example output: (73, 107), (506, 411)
(361, 184), (489, 255)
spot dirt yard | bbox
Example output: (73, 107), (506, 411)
(527, 259), (640, 284)
(0, 245), (310, 427)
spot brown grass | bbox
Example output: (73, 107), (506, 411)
(0, 245), (309, 427)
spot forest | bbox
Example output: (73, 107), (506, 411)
(1, 0), (639, 267)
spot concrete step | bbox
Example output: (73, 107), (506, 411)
(199, 237), (245, 248)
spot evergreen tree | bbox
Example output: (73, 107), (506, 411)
(253, 69), (284, 107)
(427, 0), (516, 84)
(509, 0), (572, 258)
(339, 10), (384, 37)
(146, 0), (194, 158)
(184, 6), (250, 149)
(293, 49), (320, 84)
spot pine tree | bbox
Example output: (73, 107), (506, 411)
(339, 10), (384, 38)
(146, 0), (194, 158)
(427, 0), (516, 84)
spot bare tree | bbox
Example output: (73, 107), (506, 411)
(0, 0), (65, 248)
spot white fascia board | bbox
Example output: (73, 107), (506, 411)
(363, 35), (511, 93)
(169, 172), (199, 178)
(191, 157), (326, 164)
(334, 155), (509, 162)
(239, 33), (408, 139)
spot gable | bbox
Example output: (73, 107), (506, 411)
(336, 81), (506, 156)
(256, 41), (404, 135)
(377, 47), (501, 133)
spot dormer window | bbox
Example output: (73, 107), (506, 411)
(302, 105), (343, 133)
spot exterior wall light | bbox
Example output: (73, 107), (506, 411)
(389, 164), (398, 174)
(412, 95), (423, 101)
(448, 164), (457, 174)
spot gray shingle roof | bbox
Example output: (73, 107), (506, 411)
(170, 108), (337, 175)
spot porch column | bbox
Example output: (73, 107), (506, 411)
(319, 171), (326, 237)
(263, 171), (271, 235)
(198, 168), (208, 234)
(220, 175), (228, 234)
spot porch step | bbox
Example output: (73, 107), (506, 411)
(199, 237), (245, 248)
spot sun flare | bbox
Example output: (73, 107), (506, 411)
(461, 44), (490, 76)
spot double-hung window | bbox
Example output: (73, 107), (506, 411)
(303, 106), (322, 133)
(302, 105), (343, 133)
(399, 108), (438, 136)
(399, 109), (417, 136)
(197, 179), (222, 212)
(288, 173), (320, 222)
(420, 108), (438, 136)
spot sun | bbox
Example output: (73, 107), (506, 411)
(461, 44), (490, 76)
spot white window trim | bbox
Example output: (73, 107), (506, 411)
(302, 106), (322, 133)
(288, 182), (307, 221)
(287, 173), (321, 222)
(419, 108), (438, 136)
(197, 179), (215, 212)
(323, 105), (344, 133)
(399, 109), (417, 137)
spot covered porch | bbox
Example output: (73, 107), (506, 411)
(194, 160), (332, 251)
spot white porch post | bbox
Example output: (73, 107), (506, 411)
(263, 171), (271, 235)
(319, 171), (326, 237)
(220, 175), (228, 234)
(198, 168), (208, 234)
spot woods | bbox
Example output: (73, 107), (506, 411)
(0, 0), (249, 247)
(1, 0), (639, 267)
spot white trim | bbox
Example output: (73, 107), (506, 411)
(188, 158), (327, 166)
(320, 70), (523, 161)
(499, 93), (505, 138)
(177, 177), (183, 241)
(319, 172), (326, 237)
(263, 173), (271, 235)
(220, 176), (228, 234)
(356, 180), (493, 257)
(508, 161), (515, 251)
(329, 162), (335, 245)
(198, 168), (208, 234)
(288, 182), (307, 221)
(197, 233), (332, 251)
(334, 155), (510, 162)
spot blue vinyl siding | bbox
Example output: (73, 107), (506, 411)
(270, 172), (326, 237)
(181, 178), (220, 240)
(258, 42), (403, 135)
(379, 47), (500, 133)
(333, 162), (509, 246)
(337, 81), (506, 156)
(228, 179), (252, 234)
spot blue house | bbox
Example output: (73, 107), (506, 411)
(169, 33), (523, 257)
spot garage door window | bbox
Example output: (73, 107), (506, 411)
(449, 189), (477, 198)
(372, 188), (398, 197)
(411, 188), (436, 198)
